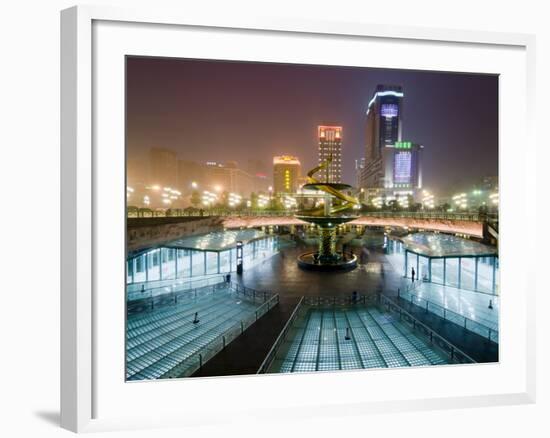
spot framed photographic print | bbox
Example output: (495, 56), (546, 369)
(61, 5), (536, 433)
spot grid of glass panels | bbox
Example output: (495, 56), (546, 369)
(269, 305), (449, 374)
(126, 285), (259, 381)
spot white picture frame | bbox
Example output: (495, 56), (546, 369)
(60, 4), (536, 433)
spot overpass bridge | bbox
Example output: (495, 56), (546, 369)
(221, 213), (485, 238)
(127, 211), (497, 253)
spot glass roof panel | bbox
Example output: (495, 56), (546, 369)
(401, 232), (497, 258)
(166, 229), (267, 251)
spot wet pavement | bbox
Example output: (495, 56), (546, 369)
(192, 244), (408, 377)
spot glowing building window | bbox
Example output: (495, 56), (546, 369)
(381, 103), (399, 118)
(394, 151), (412, 185)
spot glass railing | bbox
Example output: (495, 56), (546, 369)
(126, 275), (226, 303)
(396, 289), (498, 343)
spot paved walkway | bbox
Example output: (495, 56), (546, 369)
(234, 244), (404, 300)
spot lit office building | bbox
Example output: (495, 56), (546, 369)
(318, 125), (342, 183)
(385, 141), (423, 193)
(359, 85), (404, 193)
(273, 155), (301, 194)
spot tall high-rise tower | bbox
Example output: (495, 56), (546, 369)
(317, 125), (343, 183)
(360, 85), (404, 192)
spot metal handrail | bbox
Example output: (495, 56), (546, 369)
(127, 272), (225, 291)
(127, 281), (274, 315)
(127, 207), (497, 222)
(257, 297), (305, 374)
(127, 282), (228, 315)
(397, 289), (498, 343)
(160, 292), (280, 379)
(378, 294), (477, 364)
(258, 293), (476, 373)
(302, 294), (378, 307)
(229, 282), (277, 302)
(127, 275), (226, 302)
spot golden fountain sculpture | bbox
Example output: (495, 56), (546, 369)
(295, 155), (361, 271)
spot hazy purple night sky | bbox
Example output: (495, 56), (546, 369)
(126, 56), (498, 196)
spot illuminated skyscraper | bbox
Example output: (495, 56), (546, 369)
(273, 155), (301, 194)
(318, 125), (342, 183)
(359, 85), (404, 192)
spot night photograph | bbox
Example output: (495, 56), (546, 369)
(125, 56), (499, 380)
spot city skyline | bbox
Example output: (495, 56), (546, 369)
(127, 56), (498, 196)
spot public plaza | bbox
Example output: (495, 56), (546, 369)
(125, 222), (499, 380)
(124, 71), (499, 380)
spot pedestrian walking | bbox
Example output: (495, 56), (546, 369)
(192, 312), (200, 324)
(411, 267), (416, 282)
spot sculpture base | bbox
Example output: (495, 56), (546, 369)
(297, 251), (358, 272)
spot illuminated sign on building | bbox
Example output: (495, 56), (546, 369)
(381, 103), (399, 118)
(394, 151), (412, 185)
(273, 155), (301, 194)
(284, 169), (290, 190)
(366, 90), (405, 115)
(395, 141), (412, 149)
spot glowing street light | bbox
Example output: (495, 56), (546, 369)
(453, 192), (468, 210)
(422, 190), (435, 209)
